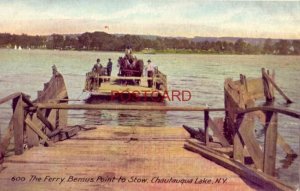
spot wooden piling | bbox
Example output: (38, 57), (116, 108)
(237, 113), (263, 170)
(233, 131), (244, 163)
(263, 112), (278, 176)
(204, 110), (209, 145)
(262, 68), (275, 102)
(12, 96), (24, 155)
(262, 68), (293, 104)
(25, 117), (51, 146)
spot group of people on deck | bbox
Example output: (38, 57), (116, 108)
(91, 47), (157, 88)
(92, 58), (113, 77)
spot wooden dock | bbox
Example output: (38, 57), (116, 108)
(0, 126), (260, 191)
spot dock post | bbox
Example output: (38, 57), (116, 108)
(204, 110), (209, 145)
(233, 123), (244, 163)
(262, 68), (275, 102)
(263, 111), (278, 176)
(12, 95), (24, 155)
(55, 109), (60, 129)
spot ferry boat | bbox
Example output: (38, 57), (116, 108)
(83, 56), (167, 102)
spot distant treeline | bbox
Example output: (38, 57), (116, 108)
(0, 32), (299, 55)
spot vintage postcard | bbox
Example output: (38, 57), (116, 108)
(0, 1), (299, 190)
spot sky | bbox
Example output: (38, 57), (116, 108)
(0, 0), (299, 39)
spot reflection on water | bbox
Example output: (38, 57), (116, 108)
(68, 99), (167, 127)
(82, 109), (167, 127)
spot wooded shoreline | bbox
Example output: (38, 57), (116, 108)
(1, 31), (299, 55)
(2, 47), (300, 56)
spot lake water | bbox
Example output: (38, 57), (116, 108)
(0, 49), (299, 187)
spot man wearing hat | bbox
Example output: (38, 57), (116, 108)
(146, 59), (155, 88)
(91, 58), (103, 89)
(92, 58), (102, 73)
(106, 58), (113, 80)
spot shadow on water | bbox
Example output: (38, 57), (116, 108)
(82, 97), (167, 127)
(279, 155), (298, 169)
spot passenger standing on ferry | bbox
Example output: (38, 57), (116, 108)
(146, 59), (155, 88)
(91, 58), (103, 88)
(107, 58), (113, 78)
(92, 58), (101, 73)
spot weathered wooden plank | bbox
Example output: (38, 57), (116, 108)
(0, 117), (14, 155)
(245, 78), (265, 100)
(208, 117), (230, 147)
(0, 92), (21, 105)
(233, 131), (244, 163)
(21, 93), (34, 107)
(35, 104), (300, 119)
(36, 109), (54, 131)
(23, 68), (69, 147)
(26, 114), (42, 147)
(36, 71), (68, 103)
(184, 143), (295, 191)
(187, 139), (232, 158)
(24, 117), (51, 146)
(262, 69), (293, 104)
(36, 103), (224, 112)
(237, 106), (300, 119)
(263, 112), (278, 176)
(59, 126), (80, 140)
(271, 70), (275, 100)
(73, 126), (190, 141)
(182, 125), (212, 142)
(224, 78), (245, 144)
(0, 126), (262, 191)
(50, 126), (80, 142)
(33, 67), (68, 141)
(237, 113), (264, 170)
(57, 102), (68, 128)
(12, 96), (24, 155)
(240, 74), (247, 91)
(262, 68), (274, 102)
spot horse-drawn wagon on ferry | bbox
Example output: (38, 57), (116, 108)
(84, 55), (167, 101)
